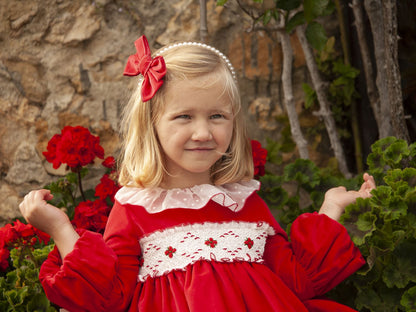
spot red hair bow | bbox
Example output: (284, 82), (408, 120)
(123, 35), (166, 102)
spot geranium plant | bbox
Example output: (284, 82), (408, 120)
(0, 126), (119, 311)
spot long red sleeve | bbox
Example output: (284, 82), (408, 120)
(39, 202), (141, 312)
(263, 212), (366, 300)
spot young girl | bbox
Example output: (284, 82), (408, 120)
(19, 35), (376, 312)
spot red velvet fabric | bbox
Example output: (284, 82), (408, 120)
(39, 193), (365, 311)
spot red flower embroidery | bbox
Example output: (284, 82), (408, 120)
(244, 238), (254, 249)
(205, 238), (218, 248)
(251, 140), (267, 178)
(165, 246), (176, 258)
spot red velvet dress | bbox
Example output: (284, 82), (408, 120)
(39, 180), (365, 312)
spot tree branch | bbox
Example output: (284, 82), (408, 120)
(278, 27), (309, 159)
(364, 0), (393, 138)
(296, 25), (352, 178)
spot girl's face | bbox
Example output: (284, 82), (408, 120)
(155, 75), (234, 189)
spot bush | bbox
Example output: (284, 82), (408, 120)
(0, 126), (119, 311)
(259, 137), (416, 311)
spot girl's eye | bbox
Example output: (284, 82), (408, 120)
(210, 114), (224, 119)
(175, 114), (191, 119)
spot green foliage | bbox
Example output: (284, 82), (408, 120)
(216, 0), (228, 6)
(302, 82), (317, 109)
(259, 157), (353, 231)
(217, 0), (334, 52)
(339, 139), (416, 311)
(260, 136), (415, 311)
(286, 11), (305, 33)
(0, 245), (57, 312)
(313, 36), (361, 138)
(276, 0), (301, 11)
(44, 167), (91, 219)
(305, 21), (327, 51)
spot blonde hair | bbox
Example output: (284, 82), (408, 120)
(118, 42), (253, 188)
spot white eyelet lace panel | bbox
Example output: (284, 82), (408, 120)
(138, 221), (275, 282)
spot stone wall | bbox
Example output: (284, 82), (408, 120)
(0, 0), (314, 225)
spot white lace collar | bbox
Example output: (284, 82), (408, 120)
(115, 179), (260, 214)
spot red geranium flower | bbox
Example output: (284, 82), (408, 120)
(0, 220), (50, 271)
(12, 219), (35, 239)
(251, 140), (267, 178)
(43, 134), (62, 169)
(102, 156), (116, 169)
(95, 174), (120, 203)
(0, 223), (16, 248)
(0, 248), (10, 271)
(72, 199), (110, 233)
(43, 126), (104, 170)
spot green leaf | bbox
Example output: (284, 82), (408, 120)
(384, 140), (410, 167)
(283, 159), (320, 190)
(371, 136), (398, 153)
(319, 36), (335, 62)
(263, 9), (272, 25)
(305, 22), (327, 51)
(286, 11), (305, 33)
(66, 172), (78, 184)
(401, 286), (416, 311)
(276, 0), (301, 11)
(5, 286), (29, 308)
(382, 240), (416, 288)
(332, 61), (360, 79)
(341, 198), (376, 246)
(355, 283), (403, 311)
(216, 0), (228, 6)
(302, 83), (317, 109)
(304, 0), (330, 22)
(322, 1), (335, 16)
(356, 211), (377, 232)
(27, 293), (57, 312)
(265, 138), (283, 165)
(384, 197), (408, 221)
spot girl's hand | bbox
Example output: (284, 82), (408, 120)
(19, 189), (69, 236)
(19, 189), (79, 258)
(319, 173), (376, 222)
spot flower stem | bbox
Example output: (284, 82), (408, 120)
(78, 169), (86, 201)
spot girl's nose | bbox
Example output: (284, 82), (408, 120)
(191, 121), (213, 141)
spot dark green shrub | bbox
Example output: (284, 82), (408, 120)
(259, 137), (416, 311)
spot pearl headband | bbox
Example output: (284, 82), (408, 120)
(124, 36), (237, 102)
(156, 42), (237, 81)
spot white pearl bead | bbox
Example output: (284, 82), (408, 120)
(156, 41), (237, 80)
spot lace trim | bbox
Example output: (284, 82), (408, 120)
(138, 221), (275, 282)
(115, 180), (260, 213)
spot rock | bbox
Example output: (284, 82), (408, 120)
(2, 60), (48, 104)
(0, 184), (21, 226)
(5, 142), (50, 185)
(249, 97), (283, 131)
(64, 5), (101, 44)
(9, 4), (39, 30)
